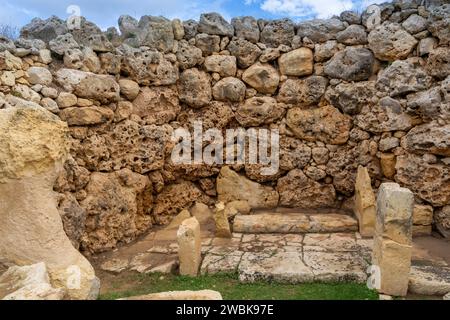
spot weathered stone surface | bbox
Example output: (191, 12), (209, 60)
(286, 106), (351, 145)
(55, 68), (119, 103)
(120, 49), (178, 85)
(177, 100), (234, 131)
(0, 106), (99, 300)
(183, 19), (198, 40)
(277, 169), (336, 208)
(324, 48), (374, 81)
(354, 166), (376, 237)
(118, 79), (140, 100)
(195, 33), (220, 55)
(396, 154), (450, 207)
(375, 182), (414, 245)
(406, 87), (443, 120)
(336, 24), (367, 45)
(409, 265), (450, 296)
(176, 40), (203, 70)
(59, 106), (114, 126)
(297, 19), (346, 43)
(402, 14), (428, 34)
(177, 68), (211, 108)
(368, 22), (418, 61)
(201, 252), (243, 274)
(27, 67), (52, 86)
(402, 122), (450, 157)
(0, 263), (65, 300)
(426, 47), (450, 80)
(239, 252), (314, 283)
(236, 96), (285, 127)
(80, 169), (152, 253)
(372, 237), (412, 297)
(21, 16), (68, 43)
(279, 137), (311, 171)
(177, 217), (201, 276)
(242, 62), (279, 94)
(233, 213), (357, 233)
(427, 4), (450, 45)
(132, 86), (180, 124)
(204, 55), (237, 77)
(325, 81), (376, 115)
(435, 206), (450, 238)
(198, 13), (234, 37)
(413, 204), (433, 226)
(260, 19), (295, 47)
(355, 97), (414, 133)
(231, 16), (259, 43)
(213, 202), (232, 238)
(49, 33), (79, 55)
(217, 167), (279, 209)
(153, 181), (210, 223)
(57, 193), (86, 250)
(277, 76), (327, 107)
(139, 16), (174, 52)
(278, 48), (313, 76)
(121, 290), (222, 300)
(227, 38), (261, 68)
(212, 77), (246, 102)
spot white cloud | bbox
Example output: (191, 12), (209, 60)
(260, 0), (354, 19)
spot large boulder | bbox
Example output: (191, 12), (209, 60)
(217, 167), (279, 209)
(177, 68), (211, 108)
(132, 85), (180, 124)
(236, 97), (286, 127)
(278, 48), (313, 77)
(212, 77), (246, 102)
(198, 13), (234, 37)
(396, 154), (450, 207)
(325, 81), (376, 115)
(0, 106), (99, 300)
(231, 16), (259, 43)
(324, 48), (374, 81)
(286, 106), (352, 145)
(139, 16), (175, 52)
(376, 60), (431, 97)
(260, 19), (295, 47)
(297, 18), (346, 43)
(242, 62), (279, 94)
(277, 76), (328, 106)
(20, 16), (68, 43)
(176, 40), (203, 70)
(427, 4), (450, 45)
(336, 24), (367, 45)
(368, 22), (417, 61)
(426, 47), (450, 80)
(55, 68), (120, 103)
(227, 38), (262, 68)
(401, 122), (450, 156)
(204, 55), (237, 77)
(276, 169), (336, 208)
(80, 169), (153, 253)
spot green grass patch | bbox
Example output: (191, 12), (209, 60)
(98, 272), (378, 300)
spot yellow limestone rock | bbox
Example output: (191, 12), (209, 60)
(0, 106), (99, 300)
(214, 202), (232, 238)
(177, 217), (201, 276)
(354, 166), (376, 237)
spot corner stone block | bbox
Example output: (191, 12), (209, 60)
(177, 217), (201, 276)
(376, 182), (414, 245)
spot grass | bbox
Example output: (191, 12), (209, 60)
(98, 272), (379, 300)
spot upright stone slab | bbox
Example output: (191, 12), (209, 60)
(372, 182), (413, 297)
(214, 202), (232, 238)
(354, 166), (376, 237)
(177, 217), (201, 276)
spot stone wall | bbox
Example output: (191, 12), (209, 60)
(0, 0), (448, 253)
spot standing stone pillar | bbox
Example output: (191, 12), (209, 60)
(177, 217), (201, 276)
(214, 202), (232, 238)
(354, 166), (376, 237)
(372, 182), (414, 296)
(0, 106), (99, 300)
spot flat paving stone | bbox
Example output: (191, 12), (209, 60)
(303, 233), (359, 252)
(303, 251), (368, 283)
(201, 252), (243, 275)
(238, 251), (314, 283)
(408, 265), (450, 295)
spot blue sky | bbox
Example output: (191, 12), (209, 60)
(0, 0), (384, 31)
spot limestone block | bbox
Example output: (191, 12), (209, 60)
(354, 166), (376, 237)
(376, 183), (414, 245)
(177, 217), (201, 276)
(214, 202), (232, 238)
(120, 290), (222, 300)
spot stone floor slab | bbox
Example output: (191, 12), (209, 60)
(409, 265), (450, 295)
(201, 252), (243, 275)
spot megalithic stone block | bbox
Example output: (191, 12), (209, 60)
(354, 166), (376, 237)
(375, 182), (414, 245)
(177, 217), (202, 276)
(372, 237), (412, 297)
(213, 202), (232, 238)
